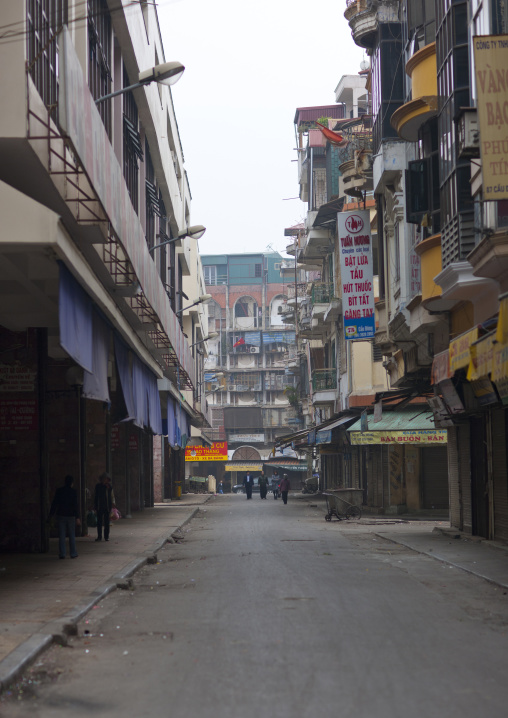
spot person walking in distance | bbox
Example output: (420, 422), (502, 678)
(258, 471), (268, 499)
(48, 475), (81, 559)
(243, 471), (254, 500)
(271, 469), (280, 499)
(94, 472), (116, 542)
(280, 473), (291, 505)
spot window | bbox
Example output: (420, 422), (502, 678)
(27, 0), (68, 122)
(123, 66), (143, 213)
(204, 266), (217, 285)
(145, 140), (161, 251)
(254, 264), (262, 278)
(88, 0), (111, 136)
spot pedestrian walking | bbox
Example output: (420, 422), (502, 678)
(94, 472), (116, 542)
(48, 475), (81, 559)
(243, 472), (254, 500)
(218, 480), (224, 494)
(280, 473), (291, 505)
(258, 471), (268, 499)
(271, 469), (280, 499)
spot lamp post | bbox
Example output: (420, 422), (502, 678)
(148, 225), (206, 255)
(176, 294), (212, 316)
(95, 61), (185, 104)
(190, 332), (219, 349)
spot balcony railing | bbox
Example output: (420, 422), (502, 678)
(311, 283), (334, 304)
(312, 369), (337, 392)
(287, 282), (307, 300)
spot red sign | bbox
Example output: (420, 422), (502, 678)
(185, 442), (228, 461)
(0, 398), (38, 431)
(111, 425), (120, 450)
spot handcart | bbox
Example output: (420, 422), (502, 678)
(323, 493), (362, 522)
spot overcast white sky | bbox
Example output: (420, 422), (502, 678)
(157, 0), (365, 257)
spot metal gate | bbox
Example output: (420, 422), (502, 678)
(421, 446), (449, 510)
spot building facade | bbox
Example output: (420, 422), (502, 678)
(344, 0), (508, 537)
(198, 252), (307, 488)
(0, 1), (208, 550)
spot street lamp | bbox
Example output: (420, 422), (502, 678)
(190, 332), (219, 348)
(95, 61), (185, 104)
(149, 225), (206, 255)
(176, 294), (212, 316)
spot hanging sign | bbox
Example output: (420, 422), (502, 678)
(338, 210), (375, 340)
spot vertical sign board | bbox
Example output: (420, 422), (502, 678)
(473, 35), (508, 200)
(337, 210), (375, 340)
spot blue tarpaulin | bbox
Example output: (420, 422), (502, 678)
(59, 263), (93, 372)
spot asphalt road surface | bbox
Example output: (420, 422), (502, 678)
(2, 494), (508, 718)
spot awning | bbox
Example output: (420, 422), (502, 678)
(316, 414), (357, 444)
(264, 460), (307, 472)
(274, 427), (312, 449)
(348, 407), (447, 445)
(225, 462), (263, 472)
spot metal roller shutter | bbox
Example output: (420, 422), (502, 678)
(421, 446), (449, 509)
(492, 408), (508, 541)
(458, 423), (472, 534)
(448, 427), (461, 529)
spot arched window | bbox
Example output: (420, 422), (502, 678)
(234, 296), (258, 329)
(270, 295), (286, 326)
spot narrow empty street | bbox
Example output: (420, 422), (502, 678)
(2, 495), (508, 718)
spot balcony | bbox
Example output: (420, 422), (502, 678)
(338, 122), (373, 198)
(311, 282), (334, 305)
(287, 282), (308, 303)
(414, 234), (451, 312)
(344, 0), (378, 51)
(391, 43), (438, 142)
(312, 369), (338, 405)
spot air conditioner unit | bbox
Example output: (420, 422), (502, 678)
(457, 108), (479, 158)
(249, 346), (260, 353)
(211, 383), (219, 391)
(228, 385), (237, 391)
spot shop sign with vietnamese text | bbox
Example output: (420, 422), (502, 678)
(350, 430), (448, 445)
(185, 442), (228, 461)
(338, 210), (375, 340)
(473, 35), (508, 200)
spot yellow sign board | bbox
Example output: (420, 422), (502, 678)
(468, 334), (495, 380)
(473, 35), (508, 200)
(350, 430), (448, 445)
(225, 463), (263, 472)
(449, 328), (478, 372)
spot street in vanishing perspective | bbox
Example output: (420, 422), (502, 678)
(1, 494), (507, 718)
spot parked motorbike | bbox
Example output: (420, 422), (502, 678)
(302, 476), (319, 494)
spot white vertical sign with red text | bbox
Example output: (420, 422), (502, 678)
(338, 210), (375, 340)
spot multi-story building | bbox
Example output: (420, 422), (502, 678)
(199, 252), (307, 488)
(344, 0), (508, 538)
(0, 1), (207, 550)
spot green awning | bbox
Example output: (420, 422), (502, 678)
(347, 408), (435, 432)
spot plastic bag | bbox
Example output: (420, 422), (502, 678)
(110, 507), (121, 521)
(87, 510), (97, 527)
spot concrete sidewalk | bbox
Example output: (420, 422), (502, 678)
(0, 494), (211, 690)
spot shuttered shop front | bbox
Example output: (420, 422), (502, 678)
(421, 446), (449, 510)
(492, 407), (508, 541)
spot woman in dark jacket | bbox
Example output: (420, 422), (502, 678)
(279, 474), (291, 505)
